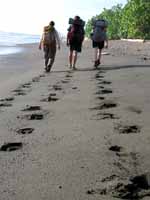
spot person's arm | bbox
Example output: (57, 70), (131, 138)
(66, 32), (70, 46)
(81, 28), (85, 42)
(39, 34), (44, 50)
(55, 30), (61, 49)
(105, 34), (108, 48)
(66, 26), (72, 46)
(104, 28), (108, 48)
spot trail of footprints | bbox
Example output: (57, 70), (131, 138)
(0, 68), (147, 199)
(0, 70), (76, 152)
(87, 70), (148, 199)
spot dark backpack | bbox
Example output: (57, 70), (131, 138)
(92, 26), (107, 42)
(68, 23), (84, 43)
(92, 19), (108, 42)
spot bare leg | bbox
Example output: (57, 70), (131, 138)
(94, 47), (99, 67)
(50, 57), (55, 67)
(69, 50), (73, 68)
(45, 58), (49, 67)
(98, 49), (102, 64)
(94, 47), (98, 61)
(72, 51), (77, 69)
(47, 57), (55, 72)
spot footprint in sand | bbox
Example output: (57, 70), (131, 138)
(52, 85), (62, 91)
(0, 97), (14, 108)
(96, 89), (113, 95)
(22, 105), (41, 111)
(0, 97), (14, 102)
(93, 112), (119, 120)
(0, 142), (23, 151)
(20, 82), (32, 89)
(41, 95), (59, 102)
(0, 102), (12, 107)
(95, 74), (105, 79)
(98, 80), (112, 85)
(49, 93), (56, 96)
(114, 122), (141, 134)
(90, 100), (117, 110)
(18, 110), (49, 120)
(65, 74), (72, 78)
(61, 80), (70, 84)
(96, 96), (105, 100)
(12, 89), (27, 96)
(25, 113), (44, 120)
(17, 127), (34, 135)
(109, 145), (123, 152)
(98, 86), (105, 89)
(72, 87), (78, 90)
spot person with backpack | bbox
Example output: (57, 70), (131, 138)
(39, 21), (60, 72)
(67, 16), (85, 70)
(91, 19), (108, 68)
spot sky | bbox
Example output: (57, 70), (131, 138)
(0, 0), (127, 35)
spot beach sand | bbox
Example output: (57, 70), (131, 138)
(0, 40), (150, 200)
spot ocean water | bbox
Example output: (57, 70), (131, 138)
(0, 31), (40, 55)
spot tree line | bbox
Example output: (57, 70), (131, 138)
(85, 0), (150, 40)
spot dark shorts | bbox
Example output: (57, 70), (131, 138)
(92, 41), (104, 49)
(69, 38), (82, 52)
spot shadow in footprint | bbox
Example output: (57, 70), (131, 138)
(53, 85), (62, 91)
(21, 83), (32, 89)
(65, 74), (72, 78)
(96, 96), (105, 100)
(72, 87), (78, 90)
(96, 89), (113, 95)
(114, 123), (141, 134)
(26, 113), (44, 120)
(42, 96), (59, 102)
(95, 112), (119, 120)
(22, 105), (41, 111)
(95, 74), (105, 79)
(61, 80), (69, 84)
(91, 101), (117, 110)
(109, 145), (123, 152)
(12, 88), (27, 96)
(17, 128), (34, 135)
(0, 97), (14, 102)
(98, 80), (112, 85)
(98, 86), (105, 89)
(0, 142), (23, 151)
(0, 103), (12, 107)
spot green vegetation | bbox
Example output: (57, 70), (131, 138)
(85, 0), (150, 39)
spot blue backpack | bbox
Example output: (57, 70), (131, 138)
(92, 19), (108, 42)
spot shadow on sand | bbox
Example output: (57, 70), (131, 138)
(50, 64), (150, 74)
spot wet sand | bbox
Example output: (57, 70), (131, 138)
(0, 40), (150, 200)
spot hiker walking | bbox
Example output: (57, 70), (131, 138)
(67, 16), (85, 70)
(91, 19), (108, 68)
(39, 21), (60, 72)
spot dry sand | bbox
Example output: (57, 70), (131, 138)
(0, 40), (150, 200)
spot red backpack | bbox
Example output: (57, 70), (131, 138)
(67, 23), (84, 43)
